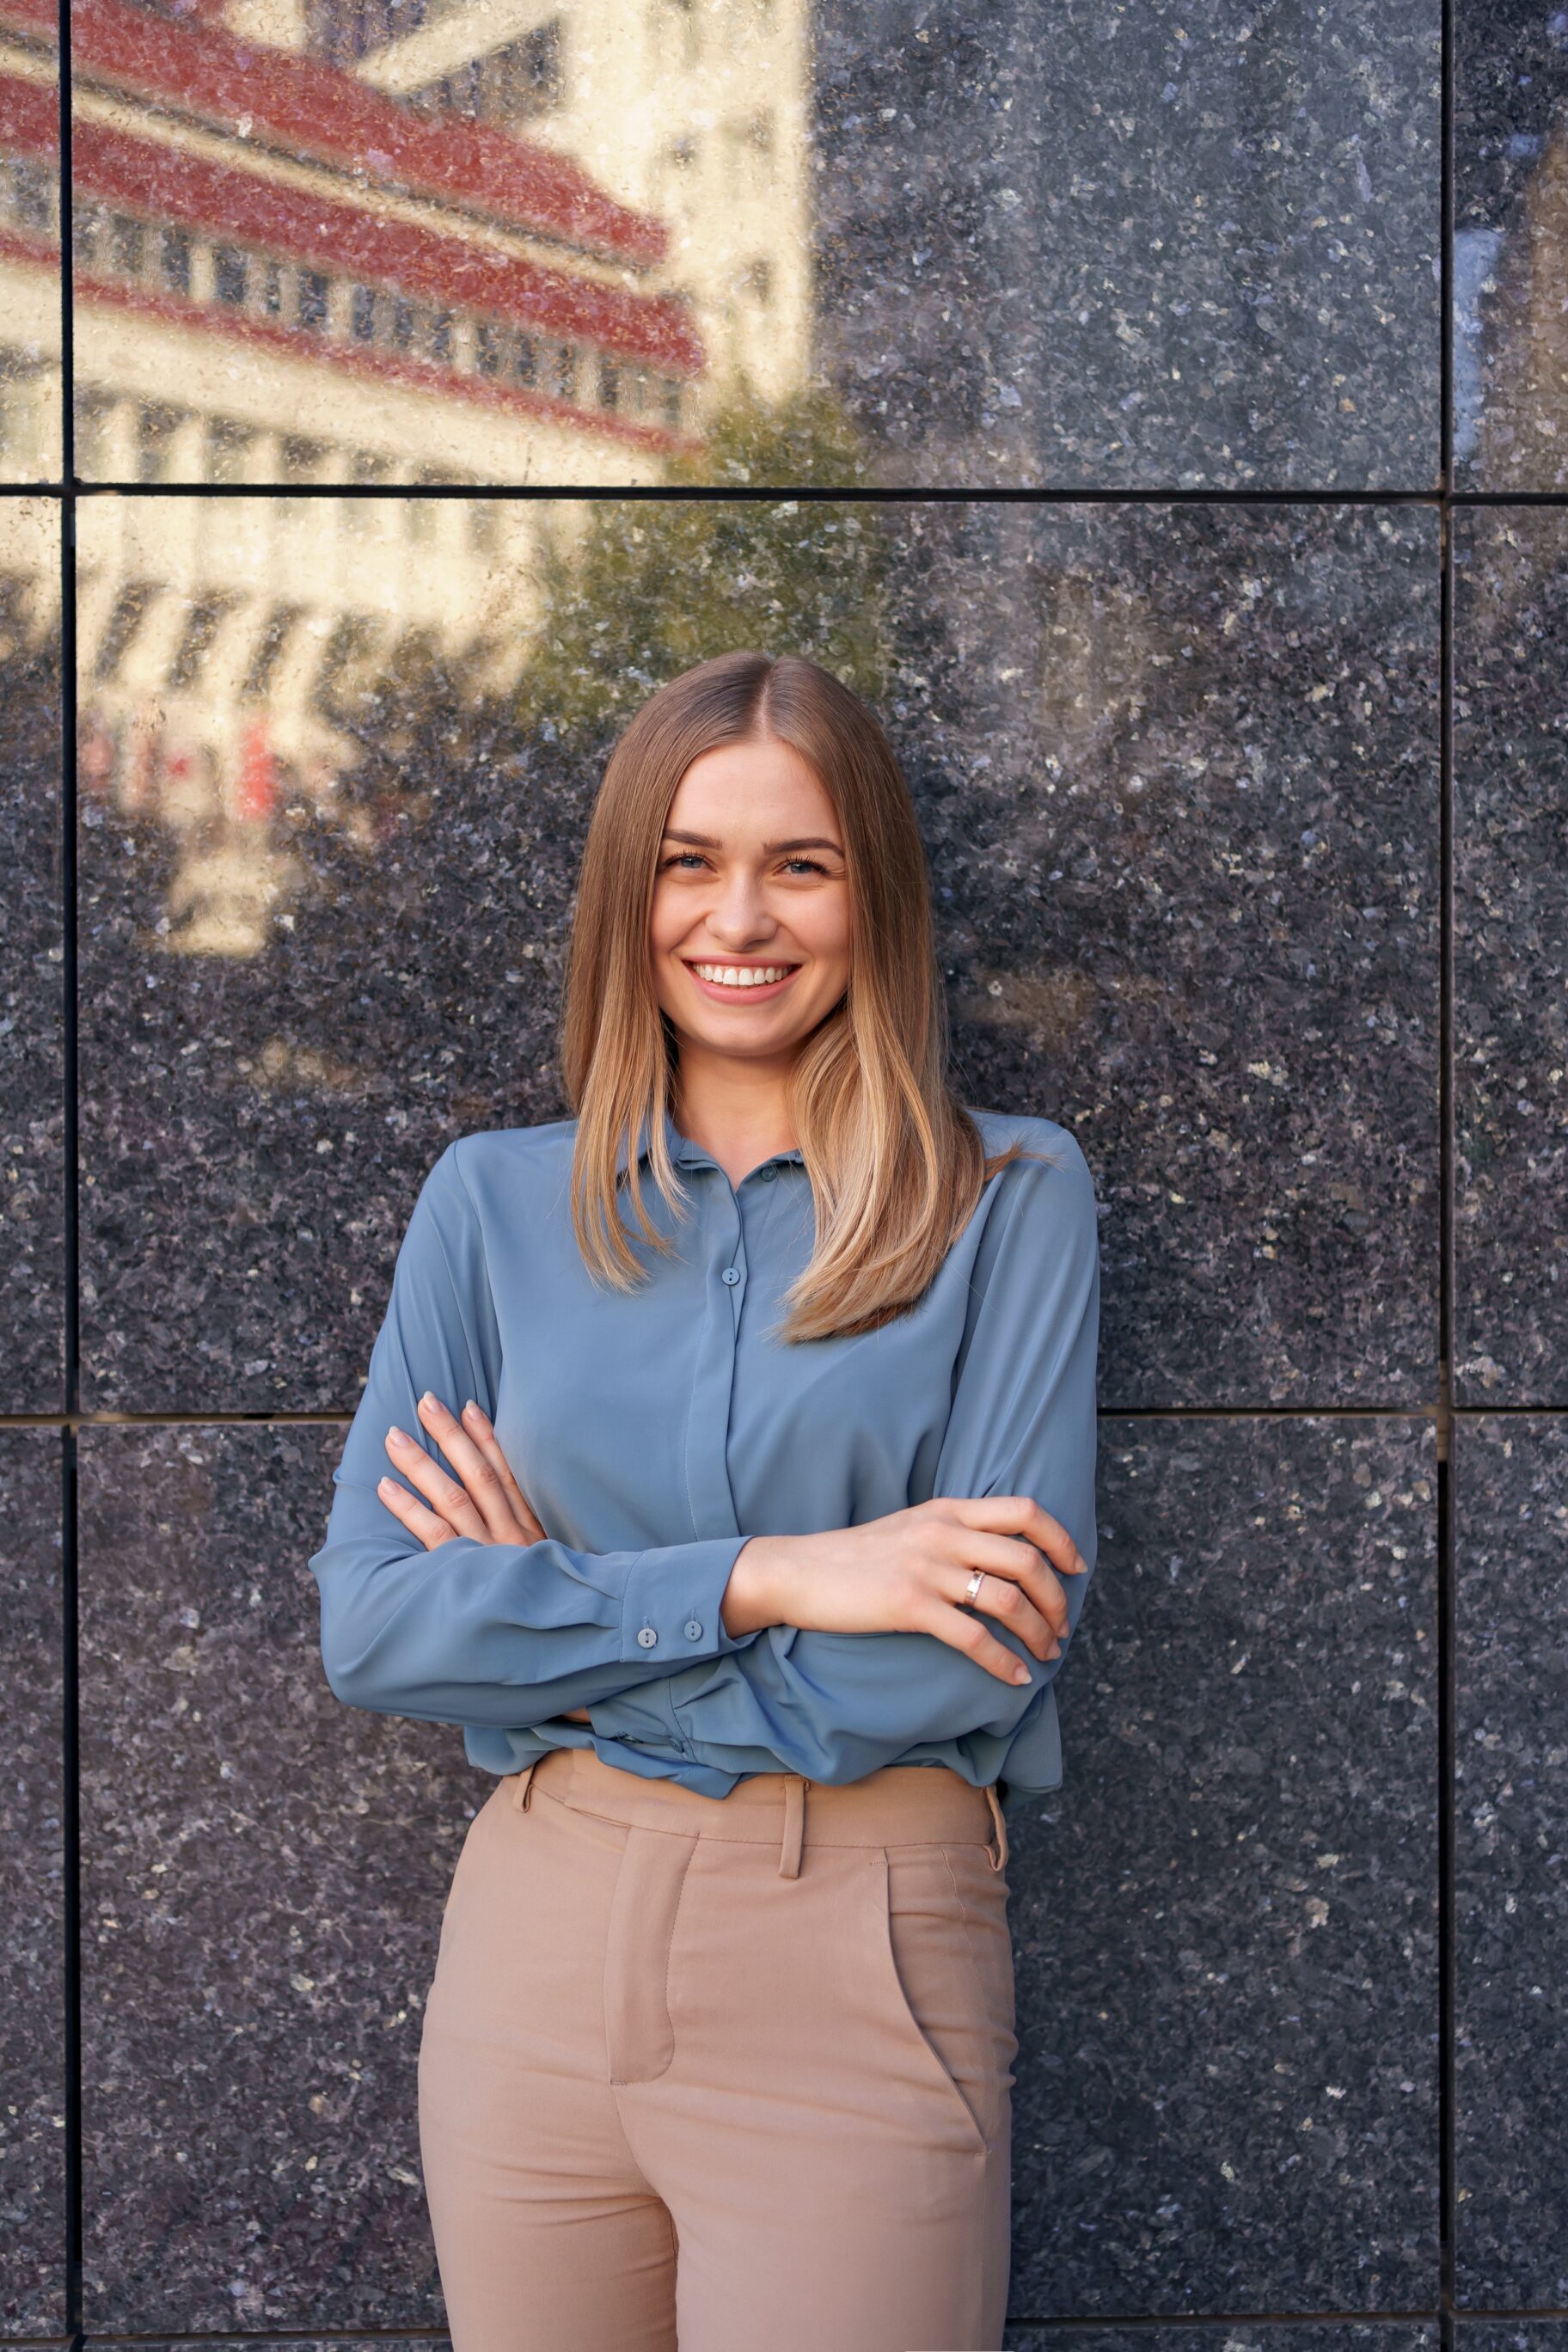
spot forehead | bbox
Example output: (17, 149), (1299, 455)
(665, 738), (837, 838)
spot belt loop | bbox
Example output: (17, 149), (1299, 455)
(984, 1781), (1009, 1875)
(511, 1760), (541, 1813)
(779, 1775), (807, 1878)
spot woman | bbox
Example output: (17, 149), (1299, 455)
(309, 648), (1101, 2352)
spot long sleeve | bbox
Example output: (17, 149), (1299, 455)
(585, 1134), (1101, 1809)
(309, 1140), (759, 1727)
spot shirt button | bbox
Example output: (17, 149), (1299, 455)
(683, 1619), (703, 1641)
(636, 1626), (658, 1649)
(760, 1165), (778, 1183)
(721, 1266), (741, 1286)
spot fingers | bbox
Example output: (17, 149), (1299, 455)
(942, 1526), (1070, 1644)
(457, 1400), (548, 1543)
(408, 1392), (536, 1542)
(927, 1496), (1085, 1644)
(375, 1471), (462, 1552)
(940, 1494), (1088, 1579)
(925, 1601), (1037, 1687)
(382, 1424), (490, 1545)
(957, 1564), (1063, 1662)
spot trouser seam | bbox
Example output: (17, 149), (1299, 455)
(940, 1841), (987, 1981)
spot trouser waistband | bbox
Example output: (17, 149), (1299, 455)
(506, 1744), (1009, 1880)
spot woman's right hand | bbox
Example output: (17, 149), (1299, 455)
(721, 1498), (1087, 1686)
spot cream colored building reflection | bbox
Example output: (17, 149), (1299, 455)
(0, 0), (810, 952)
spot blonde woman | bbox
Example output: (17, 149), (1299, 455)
(309, 649), (1101, 2352)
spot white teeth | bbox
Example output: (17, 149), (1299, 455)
(690, 964), (794, 989)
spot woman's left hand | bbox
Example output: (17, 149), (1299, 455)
(379, 1393), (546, 1550)
(378, 1397), (593, 1724)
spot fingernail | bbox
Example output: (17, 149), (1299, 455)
(377, 1476), (395, 1495)
(420, 1390), (437, 1409)
(387, 1424), (406, 1444)
(1014, 1664), (1032, 1685)
(462, 1400), (480, 1420)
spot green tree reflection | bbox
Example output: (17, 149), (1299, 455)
(518, 381), (895, 735)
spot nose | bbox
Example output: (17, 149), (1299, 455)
(703, 867), (777, 950)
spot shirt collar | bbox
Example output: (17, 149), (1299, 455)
(613, 1106), (805, 1178)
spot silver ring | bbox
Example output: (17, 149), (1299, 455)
(964, 1569), (985, 1605)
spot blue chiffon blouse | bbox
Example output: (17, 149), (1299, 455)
(309, 1107), (1101, 1818)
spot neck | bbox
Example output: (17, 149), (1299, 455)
(671, 1042), (800, 1184)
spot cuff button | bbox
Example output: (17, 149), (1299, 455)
(636, 1625), (658, 1649)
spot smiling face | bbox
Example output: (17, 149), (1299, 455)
(649, 734), (853, 1074)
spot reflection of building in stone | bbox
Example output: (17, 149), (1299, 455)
(0, 0), (812, 952)
(352, 0), (812, 404)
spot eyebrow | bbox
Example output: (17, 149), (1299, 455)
(662, 829), (846, 855)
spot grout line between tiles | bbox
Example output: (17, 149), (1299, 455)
(1437, 0), (1459, 2314)
(15, 1404), (1559, 1432)
(56, 0), (82, 2326)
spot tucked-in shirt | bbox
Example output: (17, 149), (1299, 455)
(309, 1106), (1100, 1817)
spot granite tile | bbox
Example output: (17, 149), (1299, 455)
(74, 490), (591, 1415)
(815, 0), (1440, 488)
(1454, 509), (1568, 1406)
(0, 11), (61, 484)
(1008, 1417), (1438, 2318)
(78, 496), (1439, 1416)
(77, 1420), (489, 2334)
(1005, 2332), (1439, 2350)
(1454, 1416), (1568, 2310)
(64, 0), (1436, 491)
(1457, 2331), (1568, 2352)
(0, 1428), (65, 2336)
(894, 501), (1440, 1408)
(0, 495), (64, 1414)
(1455, 0), (1568, 487)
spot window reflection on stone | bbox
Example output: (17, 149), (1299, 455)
(0, 20), (60, 480)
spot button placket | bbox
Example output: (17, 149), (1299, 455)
(681, 1178), (744, 1540)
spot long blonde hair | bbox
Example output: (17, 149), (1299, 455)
(559, 649), (1035, 1342)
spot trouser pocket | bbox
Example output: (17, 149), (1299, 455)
(873, 1843), (1017, 2156)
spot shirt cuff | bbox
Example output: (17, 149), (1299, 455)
(617, 1535), (755, 1666)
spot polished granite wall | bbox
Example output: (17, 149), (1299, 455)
(3, 0), (1567, 2343)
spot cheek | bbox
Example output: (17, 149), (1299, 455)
(646, 891), (683, 961)
(798, 900), (853, 974)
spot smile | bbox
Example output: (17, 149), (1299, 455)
(684, 961), (801, 1000)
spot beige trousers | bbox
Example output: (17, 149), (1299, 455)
(417, 1743), (1018, 2352)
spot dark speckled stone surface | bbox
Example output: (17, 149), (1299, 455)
(1005, 2331), (1440, 2351)
(1454, 1416), (1568, 2311)
(0, 498), (64, 1414)
(900, 502), (1439, 1409)
(0, 1429), (64, 2335)
(1007, 1417), (1438, 2317)
(1455, 0), (1568, 488)
(1458, 2332), (1568, 2352)
(77, 1420), (488, 2335)
(816, 0), (1439, 488)
(1454, 509), (1568, 1406)
(79, 499), (1438, 1418)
